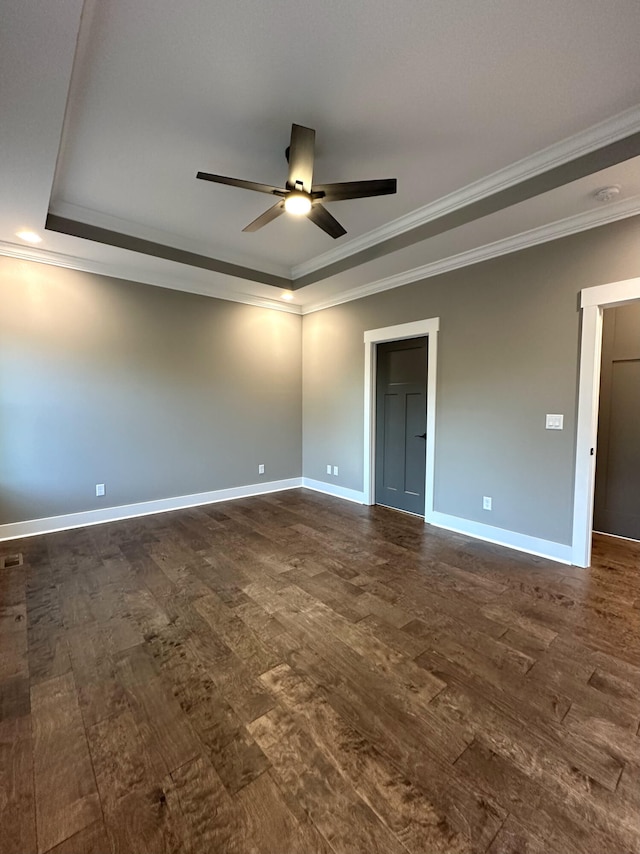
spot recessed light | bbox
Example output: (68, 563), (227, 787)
(281, 291), (294, 301)
(16, 230), (42, 244)
(284, 192), (312, 216)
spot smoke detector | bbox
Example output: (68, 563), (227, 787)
(593, 185), (621, 203)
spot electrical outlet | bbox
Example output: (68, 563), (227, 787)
(96, 483), (105, 497)
(326, 464), (332, 474)
(483, 496), (492, 511)
(333, 465), (339, 476)
(258, 464), (265, 475)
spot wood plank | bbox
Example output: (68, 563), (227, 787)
(234, 598), (288, 643)
(455, 739), (623, 854)
(0, 716), (36, 854)
(487, 815), (553, 854)
(114, 645), (201, 774)
(236, 770), (333, 854)
(187, 697), (270, 794)
(354, 613), (431, 659)
(272, 604), (461, 758)
(260, 663), (470, 854)
(31, 673), (101, 853)
(67, 626), (130, 728)
(433, 684), (640, 847)
(194, 593), (282, 676)
(281, 567), (368, 622)
(525, 654), (639, 730)
(280, 642), (504, 849)
(429, 682), (627, 807)
(0, 674), (30, 722)
(349, 589), (414, 627)
(169, 755), (242, 854)
(142, 617), (270, 794)
(248, 705), (411, 854)
(405, 615), (537, 677)
(26, 573), (70, 684)
(88, 708), (186, 854)
(415, 640), (572, 725)
(47, 821), (111, 854)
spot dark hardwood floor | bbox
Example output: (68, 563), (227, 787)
(1, 489), (639, 853)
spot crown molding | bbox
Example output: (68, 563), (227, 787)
(301, 195), (640, 315)
(0, 241), (302, 314)
(292, 105), (640, 280)
(3, 192), (638, 318)
(50, 201), (292, 280)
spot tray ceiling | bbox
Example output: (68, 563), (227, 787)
(2, 0), (640, 311)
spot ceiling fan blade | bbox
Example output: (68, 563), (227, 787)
(197, 172), (284, 196)
(286, 124), (315, 192)
(307, 203), (347, 239)
(242, 201), (286, 232)
(312, 178), (397, 202)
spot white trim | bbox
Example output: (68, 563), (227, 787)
(363, 319), (439, 519)
(0, 478), (303, 542)
(0, 241), (302, 315)
(428, 511), (573, 565)
(0, 469), (573, 564)
(593, 530), (640, 544)
(301, 478), (365, 504)
(572, 304), (603, 567)
(581, 276), (640, 308)
(572, 276), (640, 567)
(301, 196), (640, 314)
(293, 104), (640, 280)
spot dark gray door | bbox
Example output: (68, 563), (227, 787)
(594, 303), (640, 540)
(375, 337), (427, 515)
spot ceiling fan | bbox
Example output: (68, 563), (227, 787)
(196, 124), (397, 239)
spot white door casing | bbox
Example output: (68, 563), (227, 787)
(363, 318), (439, 519)
(573, 277), (640, 567)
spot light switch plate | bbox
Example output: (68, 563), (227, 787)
(546, 414), (564, 430)
(96, 483), (105, 497)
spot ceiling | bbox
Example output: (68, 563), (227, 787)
(2, 0), (640, 313)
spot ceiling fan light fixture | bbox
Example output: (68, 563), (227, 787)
(197, 124), (396, 238)
(284, 192), (312, 216)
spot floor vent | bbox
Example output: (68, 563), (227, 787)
(0, 553), (23, 569)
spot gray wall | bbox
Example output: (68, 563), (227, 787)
(3, 216), (639, 541)
(302, 217), (640, 546)
(0, 258), (302, 524)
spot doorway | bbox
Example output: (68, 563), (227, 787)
(593, 303), (640, 541)
(375, 337), (427, 515)
(572, 277), (640, 566)
(363, 318), (439, 519)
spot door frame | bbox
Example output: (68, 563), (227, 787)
(572, 276), (640, 566)
(363, 318), (439, 517)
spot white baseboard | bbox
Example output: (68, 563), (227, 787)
(0, 479), (573, 567)
(0, 478), (303, 542)
(593, 529), (640, 544)
(301, 478), (365, 504)
(427, 509), (573, 565)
